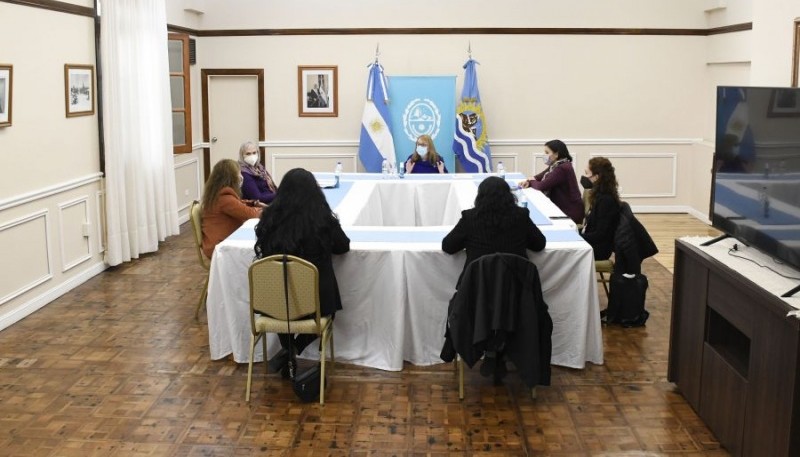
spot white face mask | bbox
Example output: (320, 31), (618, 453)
(543, 156), (552, 166)
(416, 145), (428, 155)
(243, 154), (259, 166)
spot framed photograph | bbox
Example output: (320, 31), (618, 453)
(0, 64), (11, 127)
(64, 64), (94, 117)
(297, 65), (338, 117)
(768, 88), (800, 117)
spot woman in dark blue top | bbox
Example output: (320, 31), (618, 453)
(404, 134), (448, 174)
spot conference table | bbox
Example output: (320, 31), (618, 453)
(206, 172), (603, 370)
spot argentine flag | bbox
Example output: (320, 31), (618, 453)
(453, 59), (492, 173)
(358, 63), (395, 172)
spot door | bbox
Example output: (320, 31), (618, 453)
(201, 69), (265, 180)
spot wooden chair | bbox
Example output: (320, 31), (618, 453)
(595, 258), (614, 299)
(245, 255), (334, 404)
(189, 200), (211, 320)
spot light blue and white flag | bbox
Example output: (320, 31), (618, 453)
(388, 76), (456, 172)
(358, 63), (395, 172)
(453, 59), (492, 173)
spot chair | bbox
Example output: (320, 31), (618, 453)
(446, 253), (552, 401)
(595, 258), (614, 299)
(245, 254), (334, 404)
(189, 200), (211, 320)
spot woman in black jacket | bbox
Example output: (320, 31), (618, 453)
(443, 176), (546, 286)
(580, 157), (621, 260)
(254, 168), (350, 374)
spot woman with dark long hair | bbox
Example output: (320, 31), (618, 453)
(519, 139), (584, 225)
(443, 176), (546, 284)
(254, 168), (350, 375)
(580, 156), (621, 260)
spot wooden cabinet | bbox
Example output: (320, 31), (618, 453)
(668, 240), (800, 456)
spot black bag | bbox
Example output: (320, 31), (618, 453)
(606, 272), (650, 327)
(292, 363), (322, 403)
(281, 255), (323, 403)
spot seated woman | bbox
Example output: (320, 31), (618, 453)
(443, 176), (546, 285)
(238, 141), (277, 204)
(580, 156), (621, 260)
(253, 168), (351, 376)
(201, 159), (263, 259)
(442, 176), (546, 381)
(404, 134), (448, 174)
(519, 139), (584, 225)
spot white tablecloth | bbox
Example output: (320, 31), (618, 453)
(206, 173), (603, 370)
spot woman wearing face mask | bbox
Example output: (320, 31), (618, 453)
(519, 139), (584, 225)
(404, 134), (448, 174)
(238, 141), (277, 204)
(200, 159), (263, 259)
(580, 156), (620, 260)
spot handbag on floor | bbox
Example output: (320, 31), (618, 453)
(281, 255), (323, 403)
(606, 272), (650, 327)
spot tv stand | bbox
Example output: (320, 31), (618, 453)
(669, 239), (800, 456)
(784, 283), (800, 298)
(699, 233), (730, 247)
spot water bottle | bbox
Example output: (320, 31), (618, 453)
(334, 161), (342, 187)
(759, 185), (770, 218)
(497, 161), (505, 178)
(398, 161), (405, 178)
(381, 158), (390, 178)
(764, 162), (770, 179)
(516, 187), (527, 208)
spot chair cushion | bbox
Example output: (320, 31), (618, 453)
(254, 315), (331, 334)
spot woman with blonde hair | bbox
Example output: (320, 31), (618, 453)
(404, 134), (448, 174)
(201, 159), (263, 258)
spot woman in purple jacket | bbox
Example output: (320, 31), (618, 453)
(519, 139), (584, 225)
(238, 141), (277, 205)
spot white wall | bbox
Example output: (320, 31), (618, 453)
(0, 2), (105, 331)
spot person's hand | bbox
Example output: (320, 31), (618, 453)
(254, 201), (267, 208)
(519, 180), (531, 189)
(436, 161), (445, 173)
(406, 161), (415, 174)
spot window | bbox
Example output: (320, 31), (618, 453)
(168, 33), (192, 154)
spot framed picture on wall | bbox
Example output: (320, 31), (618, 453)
(0, 64), (11, 127)
(298, 65), (338, 117)
(768, 88), (800, 117)
(64, 64), (94, 117)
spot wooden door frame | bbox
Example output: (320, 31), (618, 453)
(201, 69), (265, 180)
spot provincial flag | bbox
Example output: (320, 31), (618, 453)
(453, 59), (492, 173)
(358, 63), (395, 172)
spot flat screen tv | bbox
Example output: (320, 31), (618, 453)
(710, 86), (800, 279)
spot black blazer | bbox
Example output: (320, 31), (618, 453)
(442, 206), (546, 285)
(581, 192), (620, 260)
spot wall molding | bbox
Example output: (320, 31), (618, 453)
(167, 24), (752, 37)
(95, 190), (105, 254)
(0, 210), (52, 306)
(174, 157), (201, 213)
(0, 173), (103, 212)
(0, 0), (94, 17)
(591, 152), (678, 198)
(57, 196), (92, 273)
(0, 260), (106, 333)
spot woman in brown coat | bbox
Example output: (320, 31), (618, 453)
(201, 159), (263, 258)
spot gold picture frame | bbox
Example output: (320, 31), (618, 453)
(793, 20), (800, 87)
(64, 64), (95, 117)
(298, 65), (338, 117)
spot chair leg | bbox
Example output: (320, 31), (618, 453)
(531, 387), (537, 400)
(599, 271), (610, 298)
(246, 333), (259, 402)
(262, 333), (268, 374)
(328, 323), (335, 376)
(319, 332), (326, 406)
(195, 275), (209, 321)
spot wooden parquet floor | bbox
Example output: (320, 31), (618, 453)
(0, 216), (730, 456)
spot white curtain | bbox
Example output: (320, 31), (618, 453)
(100, 0), (179, 266)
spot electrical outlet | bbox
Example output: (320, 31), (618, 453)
(82, 222), (91, 237)
(184, 189), (190, 196)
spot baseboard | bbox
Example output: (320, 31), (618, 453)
(0, 260), (107, 333)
